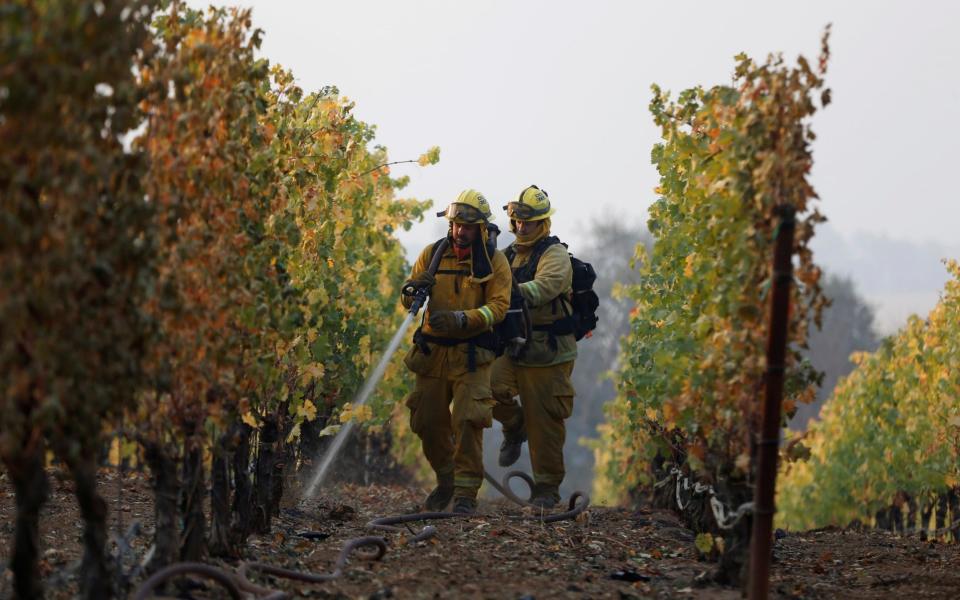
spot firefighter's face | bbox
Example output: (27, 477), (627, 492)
(452, 222), (480, 247)
(513, 219), (542, 236)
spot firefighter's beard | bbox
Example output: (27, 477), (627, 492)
(452, 229), (475, 248)
(450, 222), (480, 249)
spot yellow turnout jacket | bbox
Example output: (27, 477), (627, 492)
(401, 240), (512, 375)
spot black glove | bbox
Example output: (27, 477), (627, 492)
(428, 310), (467, 336)
(402, 271), (436, 296)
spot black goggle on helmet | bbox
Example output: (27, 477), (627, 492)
(502, 184), (554, 221)
(504, 202), (552, 220)
(436, 202), (488, 223)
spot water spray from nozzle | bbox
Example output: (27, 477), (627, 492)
(302, 238), (451, 499)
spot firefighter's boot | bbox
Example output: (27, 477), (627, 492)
(452, 496), (478, 515)
(498, 425), (527, 467)
(530, 483), (560, 510)
(424, 472), (455, 511)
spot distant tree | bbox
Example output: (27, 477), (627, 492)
(790, 273), (880, 429)
(565, 221), (651, 492)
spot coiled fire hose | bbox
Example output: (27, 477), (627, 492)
(367, 469), (589, 541)
(132, 537), (387, 600)
(483, 469), (590, 523)
(133, 470), (589, 599)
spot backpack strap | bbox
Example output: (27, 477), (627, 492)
(508, 236), (574, 347)
(510, 235), (563, 283)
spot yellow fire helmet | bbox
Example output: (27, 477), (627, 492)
(503, 185), (554, 221)
(436, 189), (494, 223)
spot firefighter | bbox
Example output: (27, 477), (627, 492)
(492, 185), (577, 509)
(400, 190), (512, 514)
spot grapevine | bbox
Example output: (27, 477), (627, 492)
(594, 30), (831, 582)
(778, 261), (960, 534)
(2, 1), (435, 594)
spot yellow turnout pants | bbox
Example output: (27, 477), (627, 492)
(491, 357), (575, 494)
(405, 362), (496, 499)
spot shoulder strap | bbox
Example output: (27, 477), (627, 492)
(530, 235), (563, 264)
(504, 243), (516, 265)
(514, 236), (563, 283)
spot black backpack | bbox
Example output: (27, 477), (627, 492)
(504, 236), (599, 341)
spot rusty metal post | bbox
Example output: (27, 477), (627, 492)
(748, 205), (796, 600)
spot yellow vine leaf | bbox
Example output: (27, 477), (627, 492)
(684, 253), (696, 277)
(107, 437), (121, 468)
(300, 362), (325, 385)
(319, 424), (340, 437)
(339, 403), (373, 423)
(241, 411), (259, 429)
(299, 399), (318, 422)
(355, 404), (373, 421)
(695, 533), (715, 555)
(417, 146), (440, 166)
(358, 335), (371, 358)
(286, 422), (301, 443)
(662, 402), (679, 429)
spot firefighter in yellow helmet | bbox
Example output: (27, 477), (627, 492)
(491, 185), (577, 508)
(400, 189), (512, 514)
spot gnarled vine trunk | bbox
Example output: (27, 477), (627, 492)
(209, 430), (235, 557)
(271, 418), (295, 521)
(180, 441), (206, 561)
(230, 423), (254, 547)
(144, 442), (179, 573)
(713, 481), (752, 588)
(68, 455), (113, 600)
(298, 414), (324, 479)
(5, 436), (49, 600)
(647, 450), (753, 587)
(253, 416), (279, 533)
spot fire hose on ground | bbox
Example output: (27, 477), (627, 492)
(132, 469), (589, 599)
(132, 536), (387, 600)
(367, 469), (591, 541)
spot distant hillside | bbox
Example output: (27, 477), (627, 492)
(812, 225), (959, 333)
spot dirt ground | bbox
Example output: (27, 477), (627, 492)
(2, 470), (960, 599)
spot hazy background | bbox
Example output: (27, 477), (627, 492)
(213, 0), (960, 332)
(193, 1), (960, 493)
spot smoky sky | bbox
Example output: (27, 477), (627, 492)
(194, 0), (960, 331)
